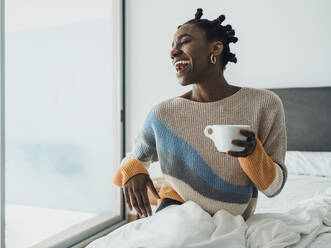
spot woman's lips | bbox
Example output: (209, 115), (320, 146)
(176, 63), (190, 77)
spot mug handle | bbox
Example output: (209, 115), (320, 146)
(204, 125), (213, 138)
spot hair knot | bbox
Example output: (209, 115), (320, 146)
(217, 15), (225, 25)
(195, 8), (203, 20)
(226, 52), (237, 63)
(227, 30), (235, 36)
(225, 24), (232, 31)
(228, 36), (238, 43)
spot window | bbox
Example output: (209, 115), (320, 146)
(3, 0), (125, 247)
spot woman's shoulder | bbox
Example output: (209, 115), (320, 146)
(153, 94), (186, 108)
(244, 87), (283, 107)
(145, 97), (177, 115)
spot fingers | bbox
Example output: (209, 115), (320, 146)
(134, 190), (147, 217)
(227, 150), (247, 157)
(146, 178), (161, 199)
(228, 138), (249, 157)
(239, 129), (255, 141)
(124, 187), (132, 211)
(231, 139), (250, 148)
(125, 175), (157, 218)
(141, 190), (152, 216)
(129, 188), (142, 216)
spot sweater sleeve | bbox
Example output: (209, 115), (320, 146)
(113, 109), (159, 187)
(238, 93), (287, 197)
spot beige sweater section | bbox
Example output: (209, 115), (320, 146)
(114, 86), (288, 219)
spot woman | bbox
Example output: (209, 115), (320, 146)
(113, 8), (287, 220)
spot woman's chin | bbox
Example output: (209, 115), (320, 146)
(179, 80), (190, 86)
(178, 77), (193, 86)
(177, 70), (196, 86)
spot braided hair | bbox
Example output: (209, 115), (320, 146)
(178, 8), (238, 71)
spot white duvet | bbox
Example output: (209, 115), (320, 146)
(87, 187), (331, 248)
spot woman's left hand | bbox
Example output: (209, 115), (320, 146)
(227, 129), (257, 157)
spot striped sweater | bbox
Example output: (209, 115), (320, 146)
(113, 86), (287, 220)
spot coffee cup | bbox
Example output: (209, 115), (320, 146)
(204, 125), (251, 153)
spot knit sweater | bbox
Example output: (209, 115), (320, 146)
(113, 86), (287, 220)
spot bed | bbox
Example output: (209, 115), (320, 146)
(87, 86), (331, 248)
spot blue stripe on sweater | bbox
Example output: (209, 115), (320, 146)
(144, 110), (252, 195)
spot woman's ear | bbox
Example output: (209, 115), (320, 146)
(211, 41), (224, 56)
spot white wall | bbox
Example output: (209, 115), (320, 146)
(125, 0), (331, 177)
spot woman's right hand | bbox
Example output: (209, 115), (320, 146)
(123, 174), (160, 217)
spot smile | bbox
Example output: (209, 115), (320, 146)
(174, 60), (191, 76)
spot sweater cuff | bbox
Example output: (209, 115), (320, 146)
(237, 136), (276, 190)
(157, 186), (185, 206)
(113, 158), (150, 187)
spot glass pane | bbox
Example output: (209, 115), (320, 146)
(5, 1), (120, 247)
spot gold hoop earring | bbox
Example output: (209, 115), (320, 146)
(210, 54), (216, 64)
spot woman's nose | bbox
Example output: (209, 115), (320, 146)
(170, 47), (181, 60)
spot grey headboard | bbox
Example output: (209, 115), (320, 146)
(267, 86), (331, 152)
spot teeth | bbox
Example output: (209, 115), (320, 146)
(174, 60), (190, 67)
(174, 60), (190, 72)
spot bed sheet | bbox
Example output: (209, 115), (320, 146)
(87, 186), (331, 248)
(255, 174), (331, 213)
(87, 172), (331, 247)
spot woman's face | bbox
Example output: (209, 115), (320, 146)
(170, 24), (222, 86)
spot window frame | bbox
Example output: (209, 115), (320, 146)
(0, 0), (5, 245)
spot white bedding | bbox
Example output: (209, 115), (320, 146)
(87, 151), (331, 248)
(87, 174), (331, 248)
(256, 174), (331, 213)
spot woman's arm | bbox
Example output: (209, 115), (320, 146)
(113, 109), (159, 187)
(113, 109), (160, 217)
(228, 94), (287, 197)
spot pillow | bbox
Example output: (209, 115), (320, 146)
(285, 151), (331, 177)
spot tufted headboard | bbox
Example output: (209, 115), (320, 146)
(267, 86), (331, 152)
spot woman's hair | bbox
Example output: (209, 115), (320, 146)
(178, 8), (238, 71)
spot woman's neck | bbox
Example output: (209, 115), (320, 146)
(182, 74), (240, 103)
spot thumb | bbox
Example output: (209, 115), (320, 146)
(146, 178), (160, 199)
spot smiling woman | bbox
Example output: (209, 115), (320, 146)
(113, 8), (287, 222)
(169, 8), (241, 103)
(171, 8), (238, 71)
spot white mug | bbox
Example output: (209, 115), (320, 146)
(204, 125), (251, 153)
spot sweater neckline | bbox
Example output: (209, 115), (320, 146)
(175, 86), (246, 105)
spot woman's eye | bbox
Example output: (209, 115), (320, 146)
(181, 40), (190, 46)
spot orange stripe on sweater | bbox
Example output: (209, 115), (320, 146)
(113, 158), (149, 187)
(237, 136), (276, 190)
(157, 186), (185, 206)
